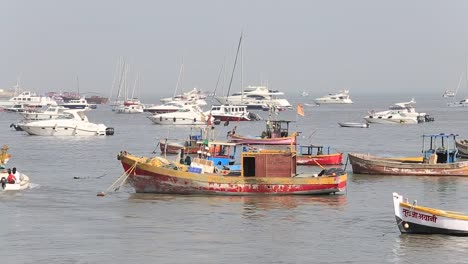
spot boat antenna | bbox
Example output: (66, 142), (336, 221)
(174, 57), (184, 98)
(226, 31), (243, 103)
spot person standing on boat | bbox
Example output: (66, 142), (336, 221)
(12, 167), (20, 182)
(7, 169), (15, 184)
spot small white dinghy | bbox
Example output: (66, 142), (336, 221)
(338, 122), (369, 128)
(393, 192), (468, 236)
(1, 173), (30, 191)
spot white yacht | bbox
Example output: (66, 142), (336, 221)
(20, 105), (68, 120)
(18, 109), (114, 136)
(144, 101), (198, 114)
(443, 90), (456, 98)
(160, 88), (208, 105)
(115, 103), (144, 114)
(0, 91), (57, 108)
(147, 105), (213, 125)
(207, 104), (261, 122)
(60, 98), (89, 109)
(448, 99), (468, 107)
(364, 99), (433, 124)
(314, 90), (353, 104)
(214, 85), (292, 110)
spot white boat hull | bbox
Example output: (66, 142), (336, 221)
(393, 192), (468, 235)
(148, 116), (209, 125)
(20, 123), (108, 136)
(1, 174), (30, 191)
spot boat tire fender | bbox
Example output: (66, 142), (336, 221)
(0, 177), (6, 189)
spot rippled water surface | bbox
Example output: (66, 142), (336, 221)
(2, 94), (468, 264)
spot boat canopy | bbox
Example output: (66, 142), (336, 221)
(422, 133), (459, 163)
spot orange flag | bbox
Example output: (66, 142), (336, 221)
(297, 103), (304, 116)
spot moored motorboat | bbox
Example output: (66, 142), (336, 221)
(364, 99), (434, 124)
(208, 104), (262, 122)
(314, 90), (353, 104)
(18, 108), (114, 136)
(117, 148), (347, 195)
(147, 105), (213, 125)
(393, 192), (468, 236)
(338, 122), (369, 128)
(349, 133), (468, 176)
(20, 105), (68, 120)
(296, 145), (343, 166)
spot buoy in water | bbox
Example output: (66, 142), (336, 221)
(97, 192), (106, 197)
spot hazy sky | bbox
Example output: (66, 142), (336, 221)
(2, 0), (468, 99)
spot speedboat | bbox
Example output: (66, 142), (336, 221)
(448, 99), (468, 107)
(20, 105), (68, 120)
(60, 98), (89, 109)
(364, 98), (433, 124)
(147, 105), (213, 125)
(215, 85), (292, 110)
(18, 108), (114, 136)
(314, 90), (353, 104)
(0, 172), (30, 191)
(338, 122), (369, 128)
(443, 90), (456, 98)
(115, 103), (144, 114)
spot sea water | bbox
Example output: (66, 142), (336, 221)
(1, 93), (468, 263)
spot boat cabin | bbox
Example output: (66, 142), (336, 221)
(242, 150), (296, 177)
(197, 141), (237, 166)
(422, 133), (458, 164)
(262, 120), (292, 139)
(299, 145), (331, 156)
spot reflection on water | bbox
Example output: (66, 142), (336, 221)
(391, 234), (468, 264)
(128, 193), (347, 220)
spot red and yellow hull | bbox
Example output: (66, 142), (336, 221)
(119, 152), (347, 195)
(297, 153), (343, 166)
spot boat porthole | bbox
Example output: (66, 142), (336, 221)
(64, 128), (68, 130)
(173, 117), (176, 122)
(41, 127), (45, 129)
(403, 222), (409, 229)
(50, 115), (52, 118)
(160, 116), (162, 121)
(194, 118), (196, 122)
(36, 114), (38, 118)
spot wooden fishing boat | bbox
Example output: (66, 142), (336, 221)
(393, 192), (468, 236)
(296, 145), (343, 166)
(117, 148), (347, 195)
(349, 133), (468, 176)
(228, 120), (297, 145)
(338, 122), (369, 128)
(455, 139), (468, 158)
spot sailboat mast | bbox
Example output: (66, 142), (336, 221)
(241, 36), (244, 104)
(226, 32), (243, 103)
(76, 75), (80, 96)
(174, 58), (184, 98)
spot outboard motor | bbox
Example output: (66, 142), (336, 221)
(1, 177), (6, 189)
(105, 127), (115, 136)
